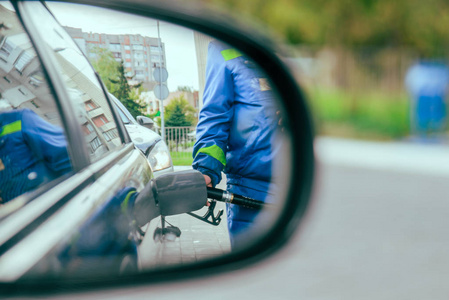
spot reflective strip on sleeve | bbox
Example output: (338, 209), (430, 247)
(196, 145), (227, 166)
(121, 190), (137, 215)
(0, 120), (22, 137)
(221, 48), (242, 61)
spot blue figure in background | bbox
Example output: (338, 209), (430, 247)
(0, 105), (72, 203)
(405, 61), (449, 138)
(193, 40), (281, 249)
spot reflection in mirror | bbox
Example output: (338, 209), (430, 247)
(0, 2), (72, 212)
(8, 2), (292, 279)
(26, 2), (122, 162)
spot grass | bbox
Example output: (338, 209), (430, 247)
(170, 88), (415, 163)
(170, 152), (193, 166)
(305, 88), (411, 140)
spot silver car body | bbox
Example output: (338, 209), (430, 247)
(110, 94), (174, 176)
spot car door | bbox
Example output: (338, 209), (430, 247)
(0, 0), (155, 281)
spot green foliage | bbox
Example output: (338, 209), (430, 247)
(165, 95), (196, 127)
(91, 48), (146, 118)
(177, 86), (193, 93)
(203, 0), (449, 58)
(307, 88), (410, 140)
(89, 47), (120, 92)
(128, 83), (147, 117)
(109, 63), (131, 100)
(163, 96), (196, 152)
(108, 62), (146, 118)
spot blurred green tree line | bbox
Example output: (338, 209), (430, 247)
(201, 0), (449, 140)
(203, 0), (449, 58)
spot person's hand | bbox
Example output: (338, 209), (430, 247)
(203, 175), (212, 207)
(276, 110), (284, 131)
(203, 174), (212, 187)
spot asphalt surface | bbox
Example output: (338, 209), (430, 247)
(43, 137), (449, 299)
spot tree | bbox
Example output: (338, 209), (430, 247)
(177, 86), (193, 93)
(89, 47), (120, 93)
(202, 0), (449, 57)
(109, 62), (146, 118)
(90, 48), (146, 118)
(165, 95), (196, 127)
(164, 95), (197, 151)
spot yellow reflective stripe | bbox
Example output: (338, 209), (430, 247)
(121, 190), (137, 215)
(221, 48), (242, 61)
(196, 145), (226, 166)
(0, 120), (22, 137)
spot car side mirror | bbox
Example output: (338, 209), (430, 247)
(133, 170), (207, 227)
(5, 0), (314, 293)
(137, 116), (155, 130)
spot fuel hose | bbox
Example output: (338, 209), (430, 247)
(206, 187), (267, 210)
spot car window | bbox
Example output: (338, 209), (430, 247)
(24, 2), (123, 162)
(0, 2), (73, 205)
(115, 104), (131, 124)
(110, 94), (135, 125)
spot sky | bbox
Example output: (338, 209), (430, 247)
(46, 2), (200, 92)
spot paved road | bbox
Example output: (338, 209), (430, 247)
(54, 137), (449, 299)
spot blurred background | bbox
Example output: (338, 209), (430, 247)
(160, 1), (449, 299)
(200, 0), (449, 142)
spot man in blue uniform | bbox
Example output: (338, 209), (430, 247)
(0, 107), (72, 203)
(192, 40), (281, 248)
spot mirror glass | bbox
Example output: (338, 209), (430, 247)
(0, 2), (74, 212)
(0, 1), (293, 281)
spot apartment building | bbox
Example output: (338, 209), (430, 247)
(64, 26), (167, 90)
(0, 6), (121, 158)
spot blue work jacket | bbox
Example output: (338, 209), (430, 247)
(0, 109), (71, 203)
(193, 40), (280, 202)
